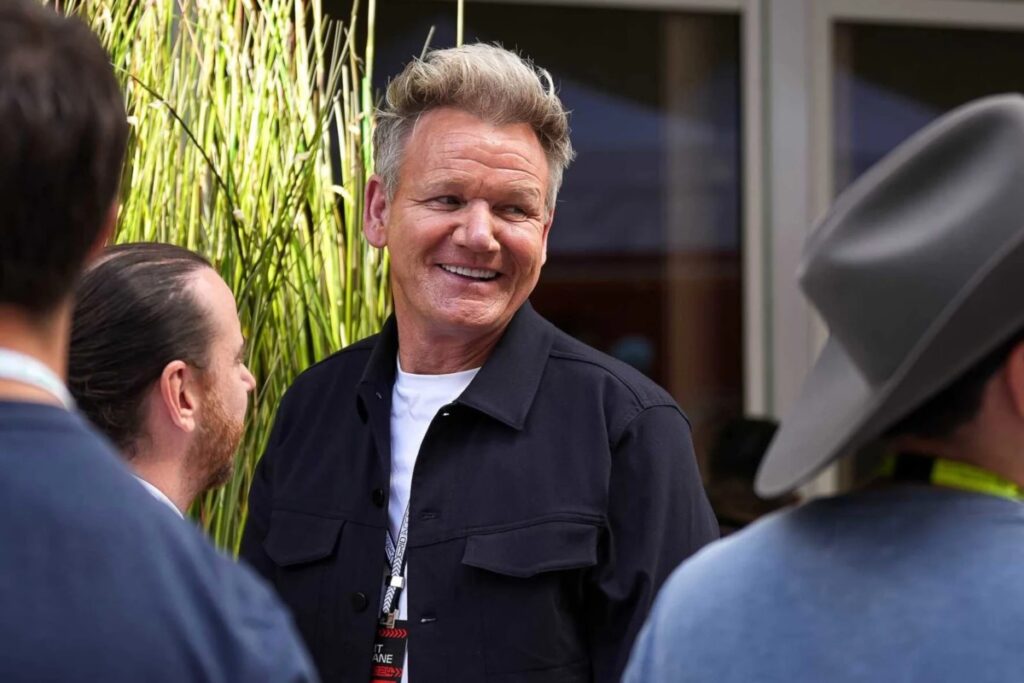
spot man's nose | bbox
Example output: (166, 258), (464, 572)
(242, 365), (257, 392)
(453, 200), (500, 252)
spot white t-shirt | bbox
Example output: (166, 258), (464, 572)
(388, 357), (479, 683)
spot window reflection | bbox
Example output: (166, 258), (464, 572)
(834, 22), (1024, 193)
(373, 2), (743, 462)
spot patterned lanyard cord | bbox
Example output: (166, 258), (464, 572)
(0, 348), (74, 410)
(881, 452), (1024, 502)
(381, 505), (410, 627)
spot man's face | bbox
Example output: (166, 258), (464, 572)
(186, 268), (255, 491)
(365, 107), (553, 345)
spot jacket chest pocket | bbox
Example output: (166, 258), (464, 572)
(263, 509), (345, 653)
(461, 520), (599, 681)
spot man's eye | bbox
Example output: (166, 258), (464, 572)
(433, 196), (462, 207)
(502, 205), (529, 217)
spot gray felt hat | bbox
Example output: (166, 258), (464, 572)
(756, 94), (1024, 496)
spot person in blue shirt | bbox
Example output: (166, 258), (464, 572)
(625, 95), (1024, 682)
(0, 2), (316, 680)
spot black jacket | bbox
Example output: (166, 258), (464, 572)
(240, 304), (718, 682)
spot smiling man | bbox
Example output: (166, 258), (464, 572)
(241, 43), (718, 683)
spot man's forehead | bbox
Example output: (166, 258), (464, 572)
(403, 112), (547, 180)
(186, 268), (240, 332)
(407, 108), (543, 156)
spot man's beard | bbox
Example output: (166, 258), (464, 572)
(185, 387), (244, 497)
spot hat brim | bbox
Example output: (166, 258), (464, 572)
(754, 338), (875, 497)
(756, 223), (1024, 497)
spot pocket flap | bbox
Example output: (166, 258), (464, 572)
(263, 510), (344, 567)
(461, 521), (600, 578)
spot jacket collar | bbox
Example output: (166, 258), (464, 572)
(358, 302), (554, 431)
(358, 315), (399, 392)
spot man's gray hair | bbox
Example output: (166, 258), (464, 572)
(373, 43), (575, 213)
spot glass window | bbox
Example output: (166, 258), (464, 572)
(834, 22), (1024, 194)
(373, 2), (743, 461)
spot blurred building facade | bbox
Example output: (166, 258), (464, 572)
(345, 0), (1024, 494)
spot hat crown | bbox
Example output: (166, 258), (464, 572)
(800, 96), (1024, 385)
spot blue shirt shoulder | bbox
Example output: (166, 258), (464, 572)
(625, 487), (1024, 683)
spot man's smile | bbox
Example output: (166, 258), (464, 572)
(439, 263), (500, 281)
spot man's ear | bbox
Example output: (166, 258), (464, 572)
(1002, 341), (1024, 420)
(158, 360), (198, 433)
(363, 175), (390, 248)
(85, 200), (118, 265)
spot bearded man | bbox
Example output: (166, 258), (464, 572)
(69, 242), (256, 516)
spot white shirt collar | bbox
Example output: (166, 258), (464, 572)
(133, 475), (184, 518)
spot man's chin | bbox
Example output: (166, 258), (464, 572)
(207, 456), (237, 490)
(188, 413), (244, 497)
(428, 302), (517, 336)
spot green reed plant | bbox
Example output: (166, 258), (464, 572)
(63, 0), (389, 552)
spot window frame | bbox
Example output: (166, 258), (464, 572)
(456, 0), (768, 418)
(404, 0), (1024, 495)
(792, 0), (1024, 494)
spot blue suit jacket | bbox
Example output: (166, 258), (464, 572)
(0, 400), (318, 682)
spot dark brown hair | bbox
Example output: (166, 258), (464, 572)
(886, 329), (1024, 441)
(0, 0), (128, 313)
(68, 243), (214, 456)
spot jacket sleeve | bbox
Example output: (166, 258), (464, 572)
(585, 404), (718, 683)
(239, 390), (291, 580)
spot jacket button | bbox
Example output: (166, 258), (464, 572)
(351, 592), (369, 612)
(372, 488), (386, 507)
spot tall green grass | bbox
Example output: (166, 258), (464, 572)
(63, 0), (389, 552)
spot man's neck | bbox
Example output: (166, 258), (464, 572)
(395, 321), (503, 375)
(889, 432), (1024, 490)
(0, 303), (70, 406)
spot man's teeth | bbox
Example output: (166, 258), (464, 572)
(441, 264), (498, 280)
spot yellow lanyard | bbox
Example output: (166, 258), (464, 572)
(880, 453), (1024, 502)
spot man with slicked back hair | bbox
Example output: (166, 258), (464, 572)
(70, 243), (257, 517)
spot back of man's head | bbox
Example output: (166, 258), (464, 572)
(0, 0), (128, 315)
(885, 329), (1024, 442)
(68, 243), (214, 457)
